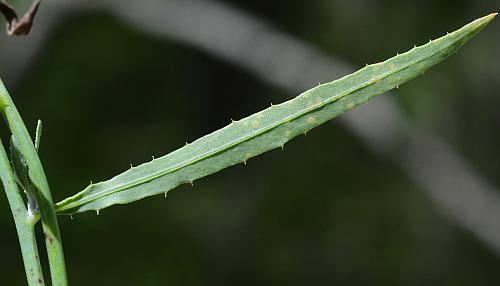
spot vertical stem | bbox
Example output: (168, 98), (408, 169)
(0, 137), (45, 285)
(0, 79), (68, 285)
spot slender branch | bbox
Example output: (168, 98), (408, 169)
(0, 78), (68, 285)
(0, 135), (45, 285)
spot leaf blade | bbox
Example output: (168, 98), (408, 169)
(55, 13), (496, 215)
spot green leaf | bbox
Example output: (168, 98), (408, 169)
(9, 135), (39, 221)
(10, 135), (31, 192)
(55, 13), (497, 215)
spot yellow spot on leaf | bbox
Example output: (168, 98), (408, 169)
(307, 116), (317, 124)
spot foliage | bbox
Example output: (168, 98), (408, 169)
(0, 12), (496, 286)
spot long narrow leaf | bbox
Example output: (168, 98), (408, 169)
(55, 14), (496, 215)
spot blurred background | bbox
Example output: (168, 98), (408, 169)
(0, 0), (499, 285)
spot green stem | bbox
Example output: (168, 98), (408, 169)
(0, 137), (45, 285)
(0, 78), (68, 285)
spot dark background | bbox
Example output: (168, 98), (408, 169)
(1, 0), (499, 285)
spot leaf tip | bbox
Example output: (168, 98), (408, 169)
(479, 12), (497, 25)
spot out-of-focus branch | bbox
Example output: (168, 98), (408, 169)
(0, 0), (94, 82)
(0, 3), (58, 82)
(0, 0), (41, 36)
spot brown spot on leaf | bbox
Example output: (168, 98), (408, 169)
(44, 232), (54, 245)
(14, 207), (21, 217)
(0, 0), (40, 36)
